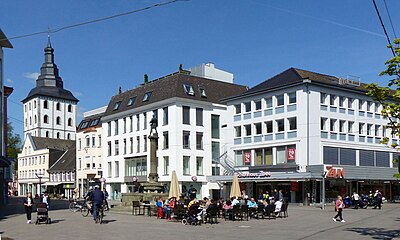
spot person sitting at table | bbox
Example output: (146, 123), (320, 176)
(231, 196), (239, 206)
(156, 197), (164, 218)
(247, 197), (258, 218)
(274, 199), (283, 216)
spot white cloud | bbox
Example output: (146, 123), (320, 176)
(73, 91), (83, 97)
(23, 72), (40, 82)
(6, 78), (14, 83)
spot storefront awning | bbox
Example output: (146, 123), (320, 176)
(207, 171), (319, 183)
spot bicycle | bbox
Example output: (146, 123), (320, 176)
(95, 203), (104, 224)
(81, 202), (92, 217)
(69, 199), (83, 212)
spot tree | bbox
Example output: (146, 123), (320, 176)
(366, 38), (400, 177)
(7, 119), (22, 176)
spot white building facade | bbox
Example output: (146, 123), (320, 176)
(213, 68), (399, 203)
(102, 68), (247, 200)
(76, 106), (106, 197)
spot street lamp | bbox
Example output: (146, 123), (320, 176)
(35, 173), (44, 196)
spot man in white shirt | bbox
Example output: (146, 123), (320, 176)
(40, 191), (50, 208)
(231, 196), (239, 206)
(352, 192), (359, 209)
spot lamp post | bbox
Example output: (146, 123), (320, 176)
(35, 173), (43, 196)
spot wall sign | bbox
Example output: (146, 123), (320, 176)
(324, 165), (345, 179)
(238, 171), (271, 178)
(244, 152), (251, 164)
(287, 148), (296, 161)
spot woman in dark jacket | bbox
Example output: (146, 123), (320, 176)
(23, 192), (34, 224)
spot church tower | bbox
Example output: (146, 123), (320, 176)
(22, 37), (78, 140)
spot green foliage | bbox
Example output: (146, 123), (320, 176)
(7, 119), (22, 175)
(366, 38), (400, 177)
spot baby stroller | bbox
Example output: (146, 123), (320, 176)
(36, 203), (51, 225)
(181, 204), (203, 225)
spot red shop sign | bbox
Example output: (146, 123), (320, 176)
(287, 148), (296, 161)
(244, 152), (251, 164)
(291, 182), (299, 192)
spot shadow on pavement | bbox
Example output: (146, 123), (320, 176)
(345, 227), (400, 240)
(101, 219), (117, 224)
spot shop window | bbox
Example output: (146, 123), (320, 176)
(235, 151), (243, 166)
(277, 145), (296, 164)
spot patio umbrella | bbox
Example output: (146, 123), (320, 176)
(230, 174), (241, 199)
(168, 170), (180, 200)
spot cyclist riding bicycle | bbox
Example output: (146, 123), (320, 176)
(91, 185), (104, 223)
(84, 187), (94, 211)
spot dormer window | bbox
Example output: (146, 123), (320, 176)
(143, 92), (152, 102)
(80, 121), (89, 129)
(199, 87), (206, 98)
(90, 118), (100, 127)
(183, 84), (195, 96)
(113, 101), (122, 110)
(127, 97), (136, 106)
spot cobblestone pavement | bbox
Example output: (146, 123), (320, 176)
(0, 199), (399, 240)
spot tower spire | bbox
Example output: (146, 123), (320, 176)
(47, 28), (51, 48)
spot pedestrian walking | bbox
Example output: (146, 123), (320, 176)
(352, 192), (359, 209)
(23, 192), (34, 224)
(333, 195), (345, 223)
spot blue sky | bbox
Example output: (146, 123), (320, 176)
(1, 0), (399, 137)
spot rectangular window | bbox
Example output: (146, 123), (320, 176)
(254, 122), (262, 135)
(276, 146), (286, 164)
(98, 135), (101, 147)
(367, 101), (373, 112)
(288, 92), (296, 104)
(114, 161), (119, 177)
(323, 147), (339, 164)
(129, 116), (133, 132)
(108, 162), (112, 177)
(359, 100), (364, 110)
(330, 95), (336, 106)
(183, 131), (190, 149)
(288, 117), (297, 130)
(196, 132), (203, 150)
(123, 117), (126, 133)
(137, 136), (140, 153)
(359, 123), (365, 135)
(276, 95), (284, 106)
(320, 93), (327, 104)
(321, 118), (327, 131)
(130, 137), (133, 154)
(375, 103), (380, 113)
(114, 120), (119, 135)
(123, 139), (127, 154)
(115, 140), (119, 155)
(330, 119), (336, 132)
(143, 92), (152, 102)
(348, 121), (354, 133)
(163, 107), (168, 125)
(164, 156), (169, 175)
(265, 97), (273, 108)
(234, 104), (241, 114)
(183, 156), (190, 175)
(234, 126), (242, 137)
(136, 114), (140, 131)
(86, 136), (90, 147)
(339, 96), (345, 107)
(348, 98), (353, 108)
(144, 135), (147, 152)
(143, 113), (147, 130)
(264, 148), (273, 165)
(255, 100), (262, 110)
(212, 141), (220, 160)
(244, 102), (251, 112)
(107, 122), (111, 136)
(196, 108), (203, 126)
(163, 131), (169, 149)
(212, 165), (220, 176)
(92, 135), (96, 147)
(339, 120), (345, 133)
(367, 124), (373, 135)
(211, 114), (220, 139)
(196, 157), (203, 175)
(78, 158), (81, 170)
(244, 124), (251, 136)
(78, 139), (81, 150)
(265, 121), (273, 133)
(107, 142), (111, 156)
(375, 125), (380, 136)
(276, 119), (284, 132)
(183, 106), (190, 125)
